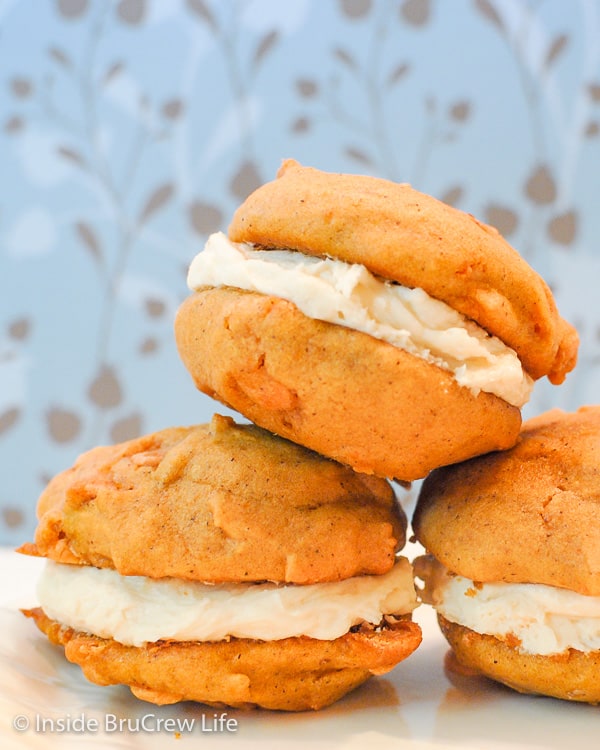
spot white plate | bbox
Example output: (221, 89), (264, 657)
(2, 598), (599, 750)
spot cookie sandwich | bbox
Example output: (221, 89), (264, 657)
(175, 159), (578, 481)
(412, 406), (600, 703)
(19, 414), (421, 711)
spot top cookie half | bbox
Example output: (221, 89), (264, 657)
(229, 159), (577, 385)
(412, 406), (600, 595)
(20, 414), (404, 584)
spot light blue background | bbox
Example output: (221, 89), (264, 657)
(2, 0), (599, 544)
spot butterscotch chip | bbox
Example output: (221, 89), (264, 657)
(24, 607), (423, 711)
(439, 615), (600, 704)
(20, 414), (403, 583)
(413, 406), (600, 595)
(175, 288), (522, 481)
(229, 159), (578, 384)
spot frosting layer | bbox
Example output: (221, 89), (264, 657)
(186, 233), (532, 407)
(37, 558), (418, 647)
(418, 559), (600, 655)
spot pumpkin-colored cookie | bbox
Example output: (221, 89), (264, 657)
(24, 607), (422, 711)
(229, 159), (578, 384)
(176, 160), (578, 480)
(439, 616), (600, 704)
(413, 406), (600, 594)
(412, 406), (600, 703)
(175, 288), (522, 481)
(19, 414), (421, 710)
(20, 414), (404, 583)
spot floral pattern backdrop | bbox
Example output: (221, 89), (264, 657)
(1, 0), (600, 545)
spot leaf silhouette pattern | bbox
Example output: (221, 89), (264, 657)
(0, 0), (598, 547)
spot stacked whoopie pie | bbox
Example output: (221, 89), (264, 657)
(20, 160), (580, 710)
(176, 159), (577, 479)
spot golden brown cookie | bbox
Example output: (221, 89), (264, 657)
(438, 616), (600, 704)
(412, 406), (600, 703)
(413, 406), (600, 595)
(229, 159), (578, 384)
(24, 607), (422, 711)
(175, 288), (522, 481)
(19, 414), (404, 583)
(20, 412), (423, 710)
(177, 160), (578, 479)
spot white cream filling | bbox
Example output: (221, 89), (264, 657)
(418, 560), (600, 656)
(186, 232), (532, 407)
(37, 558), (418, 647)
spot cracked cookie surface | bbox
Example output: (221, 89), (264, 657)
(413, 406), (600, 595)
(229, 159), (578, 385)
(19, 414), (404, 583)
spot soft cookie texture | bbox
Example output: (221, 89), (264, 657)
(413, 406), (600, 595)
(229, 159), (578, 384)
(438, 616), (600, 704)
(24, 608), (422, 711)
(176, 160), (578, 480)
(412, 406), (600, 703)
(20, 414), (422, 710)
(175, 288), (522, 481)
(20, 414), (404, 583)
